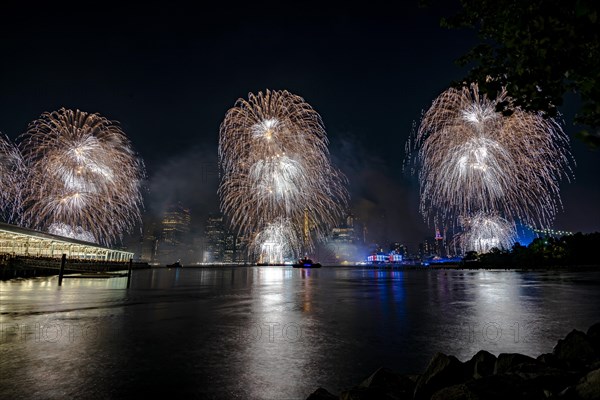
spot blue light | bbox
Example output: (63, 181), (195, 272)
(515, 223), (536, 246)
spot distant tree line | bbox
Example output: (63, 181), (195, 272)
(462, 232), (600, 268)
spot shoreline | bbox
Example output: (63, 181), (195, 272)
(307, 322), (600, 400)
(0, 257), (150, 280)
(3, 263), (600, 280)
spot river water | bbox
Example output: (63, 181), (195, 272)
(1, 267), (599, 399)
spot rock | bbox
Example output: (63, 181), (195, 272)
(340, 386), (411, 400)
(413, 352), (465, 400)
(587, 322), (600, 353)
(587, 322), (600, 341)
(358, 367), (415, 391)
(339, 367), (415, 400)
(494, 353), (537, 375)
(589, 360), (600, 371)
(557, 385), (577, 399)
(432, 375), (546, 400)
(430, 383), (474, 400)
(306, 387), (338, 400)
(513, 366), (579, 395)
(466, 350), (497, 379)
(462, 375), (546, 400)
(358, 367), (415, 393)
(504, 360), (542, 374)
(575, 368), (600, 400)
(553, 329), (597, 368)
(536, 352), (564, 369)
(339, 387), (371, 400)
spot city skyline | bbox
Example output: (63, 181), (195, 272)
(1, 4), (598, 253)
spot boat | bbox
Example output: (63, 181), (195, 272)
(292, 257), (322, 268)
(166, 260), (182, 268)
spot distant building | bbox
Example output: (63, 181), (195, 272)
(390, 242), (407, 256)
(419, 239), (434, 260)
(162, 203), (191, 246)
(204, 213), (226, 262)
(141, 219), (160, 263)
(327, 213), (362, 263)
(367, 251), (402, 264)
(434, 227), (447, 258)
(203, 213), (245, 263)
(223, 232), (237, 263)
(156, 203), (191, 264)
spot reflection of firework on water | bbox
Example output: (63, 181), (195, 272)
(413, 83), (573, 229)
(456, 213), (516, 253)
(219, 90), (348, 262)
(18, 108), (145, 245)
(0, 134), (24, 221)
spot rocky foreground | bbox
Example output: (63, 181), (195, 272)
(307, 322), (600, 400)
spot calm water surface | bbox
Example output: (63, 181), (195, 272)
(1, 267), (599, 399)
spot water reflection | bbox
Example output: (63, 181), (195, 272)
(1, 268), (599, 399)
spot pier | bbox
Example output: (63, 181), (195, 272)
(0, 222), (147, 279)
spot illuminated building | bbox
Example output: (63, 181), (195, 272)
(223, 232), (237, 263)
(141, 219), (159, 263)
(328, 213), (362, 263)
(204, 213), (225, 262)
(419, 239), (434, 260)
(390, 242), (407, 256)
(161, 203), (191, 245)
(203, 213), (244, 263)
(434, 227), (446, 258)
(157, 203), (191, 263)
(366, 252), (402, 264)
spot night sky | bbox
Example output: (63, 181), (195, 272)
(1, 3), (599, 250)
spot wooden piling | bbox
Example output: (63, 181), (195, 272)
(126, 258), (133, 288)
(58, 254), (66, 286)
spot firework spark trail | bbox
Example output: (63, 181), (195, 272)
(413, 84), (573, 233)
(455, 212), (516, 254)
(0, 134), (24, 222)
(252, 218), (302, 264)
(18, 108), (146, 246)
(219, 90), (348, 261)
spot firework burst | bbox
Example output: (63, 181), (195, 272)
(0, 134), (24, 221)
(219, 89), (348, 262)
(252, 218), (302, 264)
(455, 212), (516, 253)
(412, 83), (573, 234)
(18, 108), (145, 245)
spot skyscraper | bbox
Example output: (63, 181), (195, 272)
(141, 218), (160, 263)
(203, 212), (245, 264)
(327, 213), (362, 263)
(204, 213), (226, 263)
(434, 227), (446, 258)
(157, 203), (191, 263)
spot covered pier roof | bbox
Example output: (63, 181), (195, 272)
(0, 222), (133, 262)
